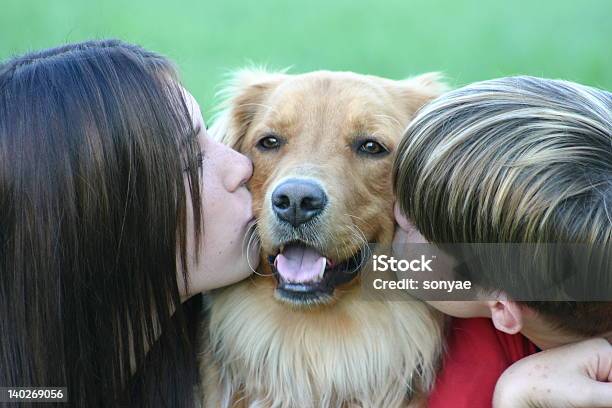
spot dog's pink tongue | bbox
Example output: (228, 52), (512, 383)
(274, 245), (326, 283)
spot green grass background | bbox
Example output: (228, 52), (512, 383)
(1, 0), (610, 116)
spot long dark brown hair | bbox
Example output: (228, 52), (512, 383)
(0, 39), (203, 406)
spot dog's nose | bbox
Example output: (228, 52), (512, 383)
(272, 179), (327, 227)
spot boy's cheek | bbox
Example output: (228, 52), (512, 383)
(393, 202), (412, 231)
(391, 224), (429, 259)
(392, 227), (410, 258)
(393, 202), (486, 319)
(393, 202), (428, 242)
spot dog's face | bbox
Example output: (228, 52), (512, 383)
(214, 70), (445, 307)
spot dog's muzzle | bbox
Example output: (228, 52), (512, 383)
(268, 243), (365, 305)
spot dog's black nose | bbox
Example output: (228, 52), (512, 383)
(272, 178), (327, 227)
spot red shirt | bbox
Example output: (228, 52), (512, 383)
(428, 317), (537, 408)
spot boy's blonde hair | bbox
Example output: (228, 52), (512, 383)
(393, 76), (611, 336)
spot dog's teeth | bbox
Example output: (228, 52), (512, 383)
(318, 259), (326, 280)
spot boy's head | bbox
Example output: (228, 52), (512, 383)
(392, 76), (611, 346)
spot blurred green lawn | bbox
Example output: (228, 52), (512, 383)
(1, 0), (610, 116)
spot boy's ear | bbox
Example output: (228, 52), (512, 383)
(488, 295), (524, 335)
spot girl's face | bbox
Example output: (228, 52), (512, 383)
(178, 91), (260, 299)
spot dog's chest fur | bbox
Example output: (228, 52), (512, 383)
(200, 279), (442, 408)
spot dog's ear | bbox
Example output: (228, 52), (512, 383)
(209, 68), (287, 151)
(392, 72), (449, 116)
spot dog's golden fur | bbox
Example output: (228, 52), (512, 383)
(200, 69), (447, 408)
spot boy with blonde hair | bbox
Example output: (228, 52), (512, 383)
(393, 76), (611, 407)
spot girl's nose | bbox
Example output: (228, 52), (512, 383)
(221, 143), (253, 192)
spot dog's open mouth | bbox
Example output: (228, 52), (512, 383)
(267, 242), (365, 304)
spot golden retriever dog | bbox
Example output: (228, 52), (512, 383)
(200, 69), (447, 408)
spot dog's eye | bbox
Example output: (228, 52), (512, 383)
(257, 135), (282, 150)
(358, 140), (388, 156)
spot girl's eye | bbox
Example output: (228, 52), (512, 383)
(196, 151), (204, 167)
(358, 140), (388, 156)
(257, 135), (282, 150)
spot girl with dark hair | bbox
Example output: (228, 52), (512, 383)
(0, 39), (259, 407)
